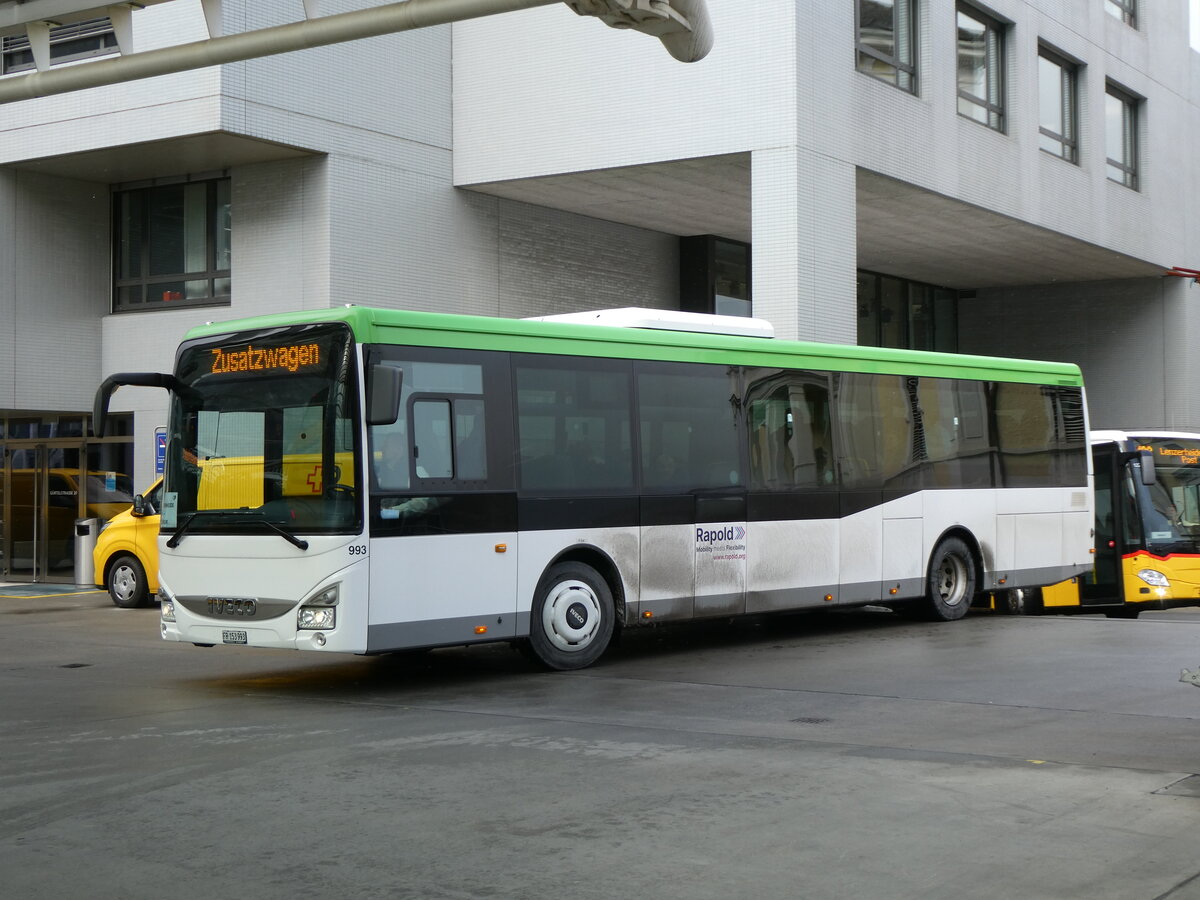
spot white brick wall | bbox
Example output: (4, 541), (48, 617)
(957, 277), (1197, 429)
(0, 173), (108, 410)
(5, 0), (1200, 482)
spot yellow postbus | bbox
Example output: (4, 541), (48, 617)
(1004, 430), (1200, 618)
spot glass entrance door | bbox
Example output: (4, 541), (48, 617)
(1, 443), (82, 583)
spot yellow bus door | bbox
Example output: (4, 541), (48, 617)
(1080, 442), (1124, 607)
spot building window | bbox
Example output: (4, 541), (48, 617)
(679, 236), (752, 318)
(1105, 0), (1136, 27)
(113, 177), (232, 312)
(1038, 46), (1078, 163)
(857, 271), (958, 352)
(956, 3), (1005, 131)
(1, 18), (117, 74)
(856, 0), (917, 93)
(1105, 83), (1139, 190)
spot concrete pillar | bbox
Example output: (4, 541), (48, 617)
(1160, 275), (1200, 431)
(750, 146), (856, 343)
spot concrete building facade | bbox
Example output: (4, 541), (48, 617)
(0, 0), (1197, 581)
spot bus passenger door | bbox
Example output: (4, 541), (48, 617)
(1080, 443), (1122, 606)
(364, 351), (519, 651)
(640, 496), (696, 619)
(694, 493), (747, 616)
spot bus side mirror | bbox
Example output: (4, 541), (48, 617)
(367, 364), (402, 426)
(132, 494), (148, 517)
(1139, 450), (1157, 486)
(1121, 449), (1157, 486)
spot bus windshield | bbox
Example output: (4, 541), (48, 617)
(1134, 438), (1200, 553)
(163, 322), (360, 534)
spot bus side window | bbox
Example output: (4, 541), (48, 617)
(638, 363), (742, 492)
(746, 374), (832, 490)
(374, 425), (410, 490)
(412, 400), (453, 479)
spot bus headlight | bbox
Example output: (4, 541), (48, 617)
(298, 584), (338, 630)
(1137, 569), (1170, 587)
(160, 584), (177, 622)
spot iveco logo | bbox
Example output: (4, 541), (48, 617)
(566, 602), (588, 629)
(207, 597), (258, 617)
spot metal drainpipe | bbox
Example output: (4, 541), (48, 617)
(0, 0), (559, 104)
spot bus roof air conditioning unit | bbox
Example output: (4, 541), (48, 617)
(524, 308), (775, 338)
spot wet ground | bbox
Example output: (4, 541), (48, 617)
(1, 588), (1198, 899)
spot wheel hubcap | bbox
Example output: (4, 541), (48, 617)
(542, 579), (601, 653)
(936, 554), (968, 607)
(112, 566), (136, 601)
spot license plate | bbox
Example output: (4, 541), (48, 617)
(222, 630), (248, 644)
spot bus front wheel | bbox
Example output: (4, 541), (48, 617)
(527, 562), (615, 671)
(921, 537), (976, 621)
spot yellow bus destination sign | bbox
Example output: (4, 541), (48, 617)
(210, 342), (322, 375)
(1140, 444), (1200, 466)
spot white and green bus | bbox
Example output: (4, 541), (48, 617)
(94, 306), (1093, 669)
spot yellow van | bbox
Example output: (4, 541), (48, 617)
(91, 453), (351, 607)
(94, 479), (161, 608)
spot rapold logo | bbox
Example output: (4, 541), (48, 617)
(696, 525), (746, 544)
(695, 524), (747, 561)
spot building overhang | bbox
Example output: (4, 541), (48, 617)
(462, 157), (1165, 289)
(2, 131), (315, 183)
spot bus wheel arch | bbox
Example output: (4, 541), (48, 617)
(920, 529), (981, 621)
(526, 549), (622, 671)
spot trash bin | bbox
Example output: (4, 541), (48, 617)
(75, 517), (102, 587)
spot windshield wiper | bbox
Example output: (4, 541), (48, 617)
(245, 516), (309, 551)
(166, 509), (309, 551)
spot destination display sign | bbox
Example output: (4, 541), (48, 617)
(208, 341), (322, 376)
(1140, 443), (1200, 467)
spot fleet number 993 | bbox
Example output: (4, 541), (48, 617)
(348, 544), (368, 556)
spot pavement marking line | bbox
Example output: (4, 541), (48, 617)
(0, 589), (107, 599)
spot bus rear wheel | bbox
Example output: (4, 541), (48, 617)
(921, 537), (976, 621)
(527, 562), (615, 671)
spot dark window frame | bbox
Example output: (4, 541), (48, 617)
(856, 270), (959, 352)
(1037, 44), (1079, 164)
(1105, 81), (1140, 190)
(1105, 0), (1136, 28)
(956, 2), (1006, 132)
(112, 176), (232, 313)
(855, 0), (919, 94)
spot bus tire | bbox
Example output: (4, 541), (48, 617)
(922, 537), (976, 621)
(527, 562), (615, 671)
(108, 554), (149, 609)
(996, 587), (1042, 615)
(1018, 587), (1044, 616)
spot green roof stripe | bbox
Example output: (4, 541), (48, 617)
(184, 306), (1084, 387)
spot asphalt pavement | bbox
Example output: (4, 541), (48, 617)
(1, 587), (1198, 900)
